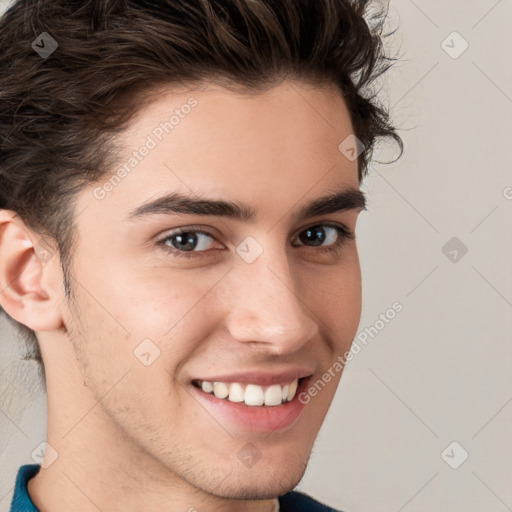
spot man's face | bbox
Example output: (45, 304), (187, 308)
(46, 80), (363, 499)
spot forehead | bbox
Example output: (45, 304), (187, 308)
(78, 80), (359, 225)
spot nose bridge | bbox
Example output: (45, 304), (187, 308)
(226, 244), (319, 351)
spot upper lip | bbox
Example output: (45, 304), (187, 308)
(192, 368), (315, 387)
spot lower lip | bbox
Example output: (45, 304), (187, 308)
(191, 378), (310, 433)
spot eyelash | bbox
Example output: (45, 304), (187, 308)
(156, 224), (355, 260)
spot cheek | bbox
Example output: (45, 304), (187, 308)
(81, 264), (230, 387)
(81, 251), (211, 331)
(65, 284), (189, 426)
(308, 250), (362, 340)
(66, 247), (232, 403)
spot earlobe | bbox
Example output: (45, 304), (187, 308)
(0, 210), (64, 332)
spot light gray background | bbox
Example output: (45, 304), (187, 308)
(1, 1), (511, 511)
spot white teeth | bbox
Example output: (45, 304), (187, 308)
(244, 384), (264, 406)
(202, 381), (214, 393)
(213, 381), (229, 399)
(264, 385), (283, 406)
(287, 379), (298, 402)
(197, 378), (300, 407)
(228, 383), (245, 402)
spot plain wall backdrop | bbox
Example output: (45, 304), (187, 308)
(1, 1), (511, 511)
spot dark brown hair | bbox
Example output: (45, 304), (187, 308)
(0, 0), (403, 382)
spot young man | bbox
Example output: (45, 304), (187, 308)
(0, 0), (402, 510)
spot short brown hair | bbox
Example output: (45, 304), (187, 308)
(0, 0), (403, 381)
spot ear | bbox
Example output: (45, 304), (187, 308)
(0, 210), (64, 332)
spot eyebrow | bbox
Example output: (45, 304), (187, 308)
(127, 186), (366, 223)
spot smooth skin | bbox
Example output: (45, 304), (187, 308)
(0, 80), (363, 512)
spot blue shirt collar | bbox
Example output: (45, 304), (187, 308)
(9, 464), (40, 512)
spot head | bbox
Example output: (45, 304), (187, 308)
(0, 0), (402, 503)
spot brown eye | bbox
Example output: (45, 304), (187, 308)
(157, 229), (218, 259)
(295, 224), (354, 252)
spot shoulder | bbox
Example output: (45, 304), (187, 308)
(9, 464), (40, 512)
(279, 490), (345, 512)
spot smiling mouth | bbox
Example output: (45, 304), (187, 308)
(192, 377), (306, 407)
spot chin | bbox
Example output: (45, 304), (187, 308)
(208, 454), (309, 500)
(214, 478), (302, 501)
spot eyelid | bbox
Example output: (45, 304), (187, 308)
(156, 225), (218, 241)
(292, 221), (352, 239)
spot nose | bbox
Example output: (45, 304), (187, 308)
(225, 246), (319, 355)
